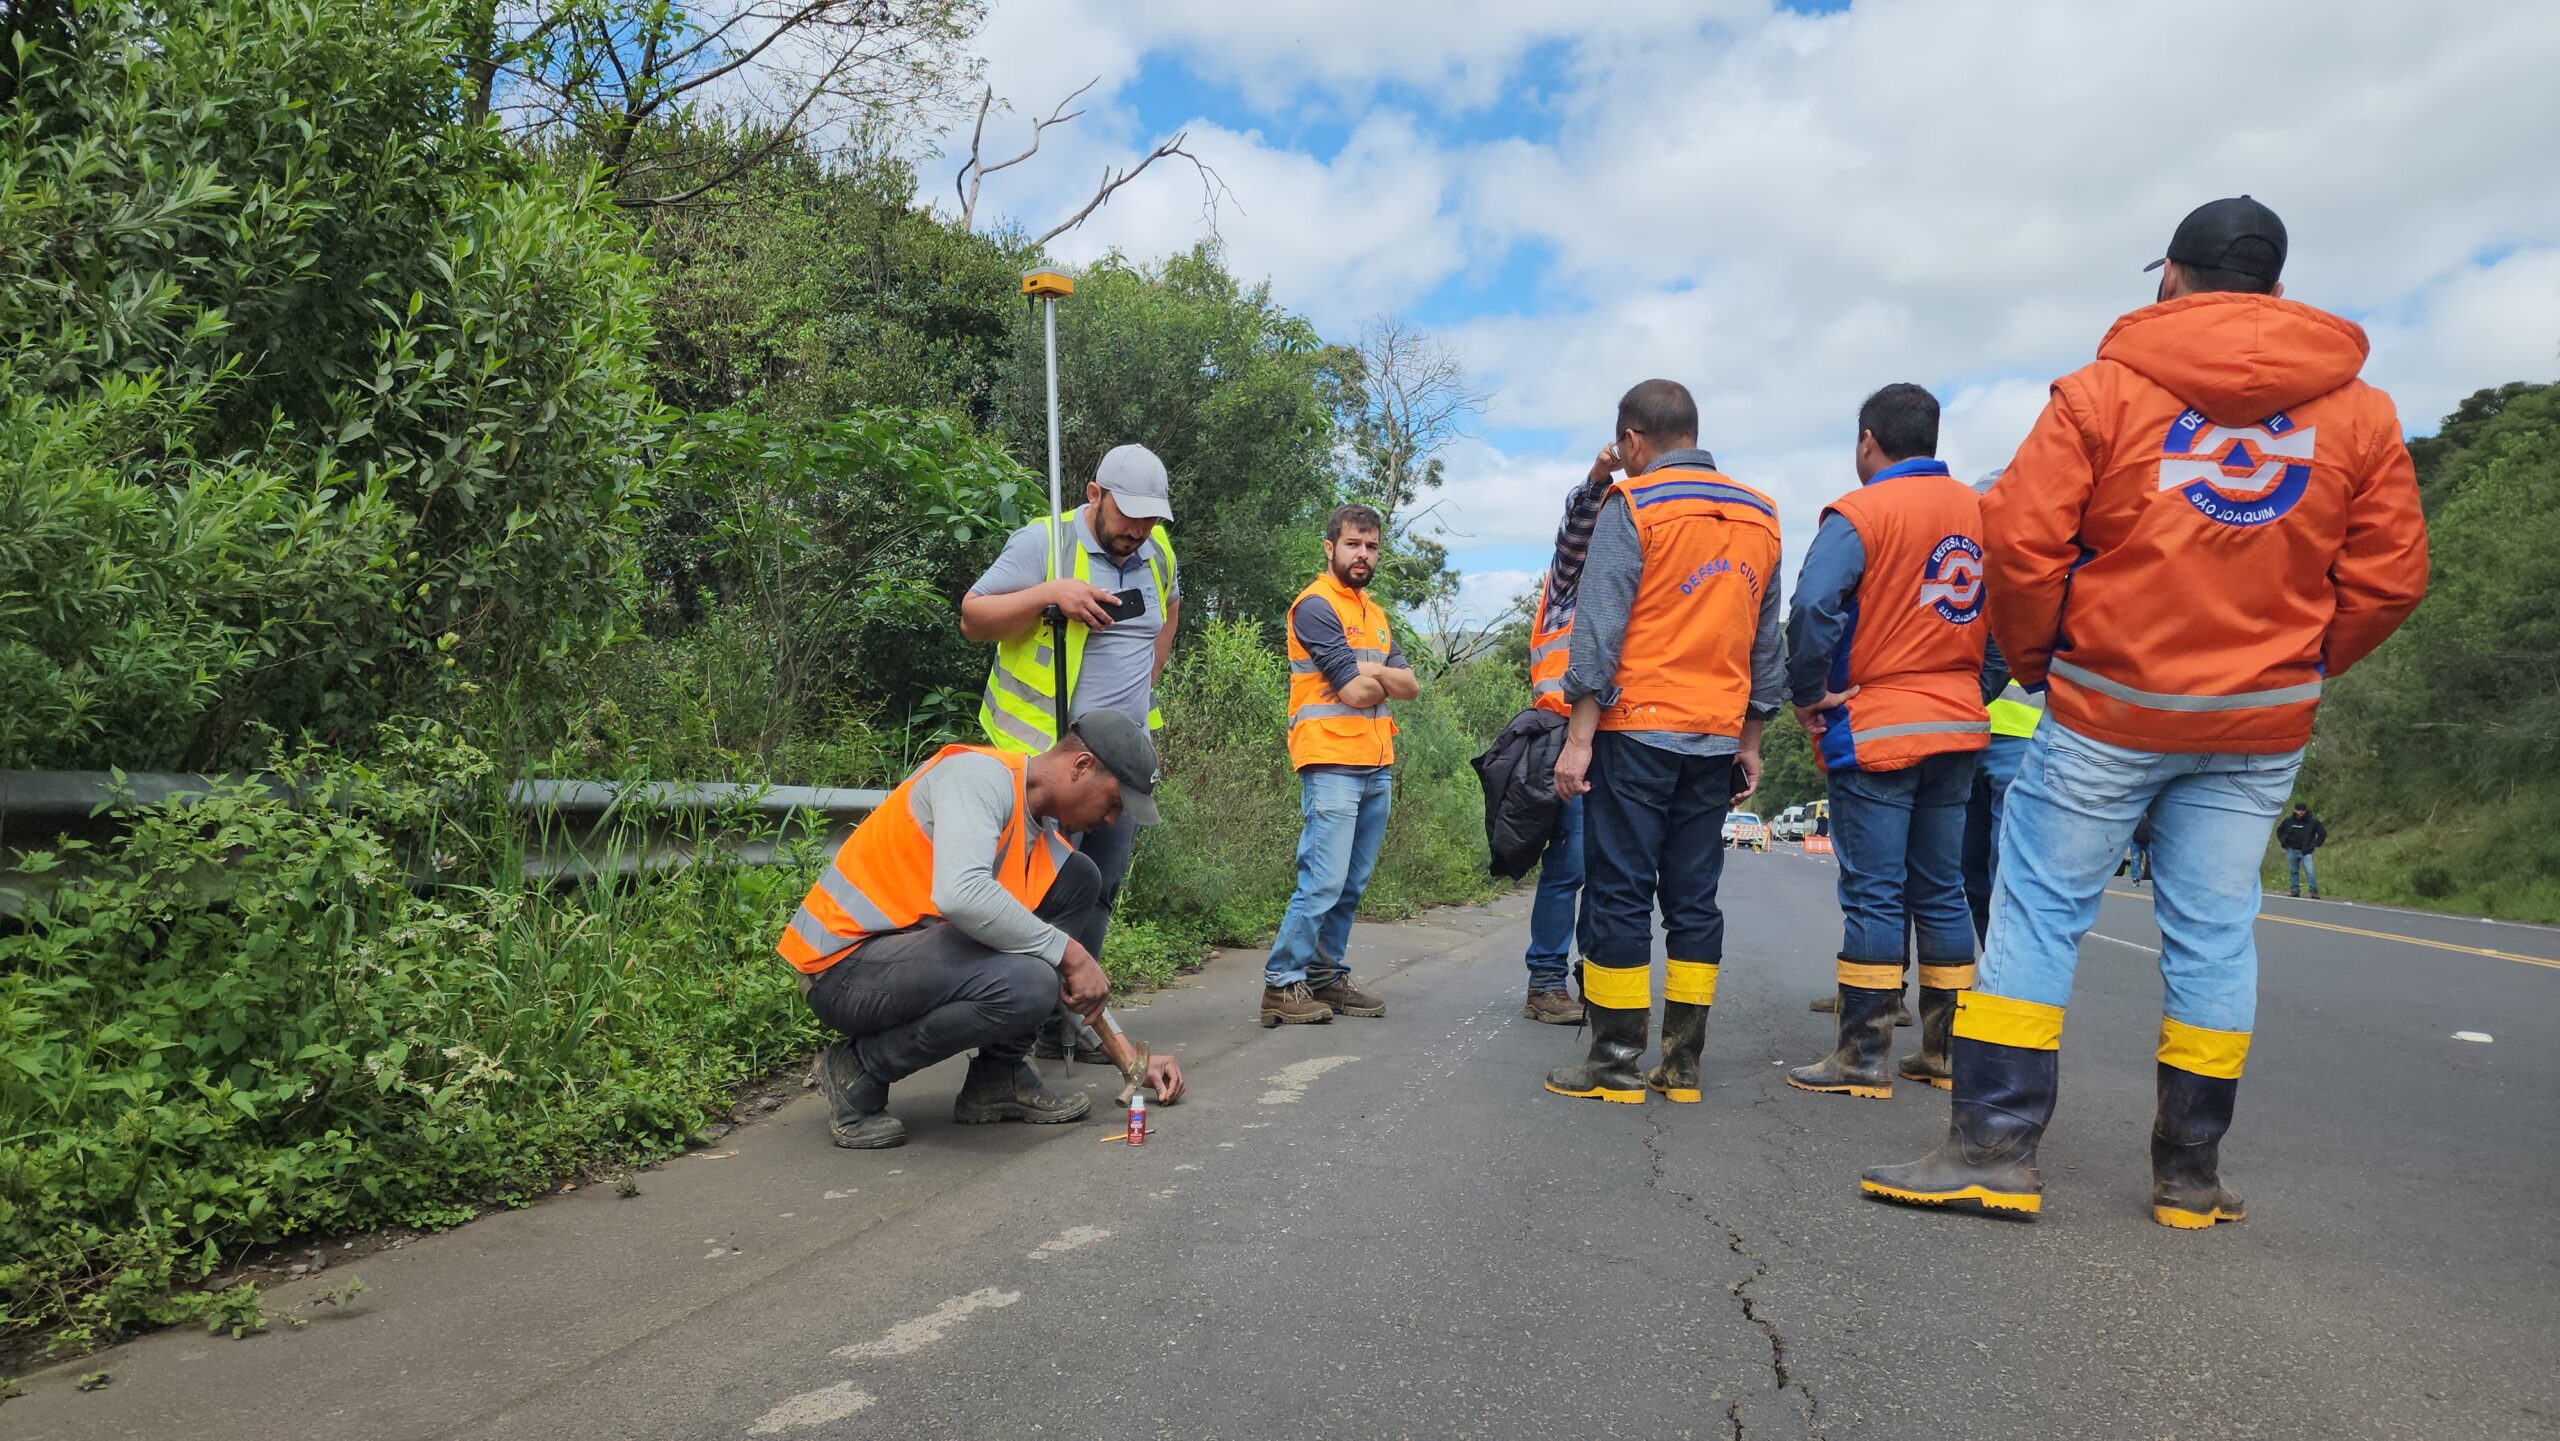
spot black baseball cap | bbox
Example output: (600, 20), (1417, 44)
(1070, 711), (1161, 826)
(2145, 196), (2288, 282)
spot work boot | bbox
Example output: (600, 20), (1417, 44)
(1810, 991), (1915, 1026)
(815, 1042), (905, 1149)
(1310, 975), (1386, 1018)
(2287, 886), (2301, 898)
(2308, 886), (2321, 899)
(2152, 1061), (2246, 1230)
(1523, 988), (1585, 1025)
(952, 1055), (1092, 1125)
(1788, 962), (1899, 1099)
(1260, 981), (1333, 1027)
(1860, 1032), (2058, 1217)
(1897, 965), (1971, 1091)
(1645, 1000), (1710, 1103)
(1545, 999), (1649, 1103)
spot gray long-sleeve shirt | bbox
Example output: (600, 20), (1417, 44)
(1563, 447), (1787, 756)
(907, 752), (1071, 965)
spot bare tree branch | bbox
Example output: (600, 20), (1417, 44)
(1034, 132), (1231, 246)
(953, 77), (1096, 232)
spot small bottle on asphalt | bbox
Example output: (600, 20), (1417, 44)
(1127, 1093), (1147, 1146)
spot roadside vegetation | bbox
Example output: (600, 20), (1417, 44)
(0, 0), (1512, 1354)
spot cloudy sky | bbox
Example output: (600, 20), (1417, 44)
(944, 0), (2560, 617)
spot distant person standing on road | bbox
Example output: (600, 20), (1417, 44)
(2278, 802), (2328, 897)
(962, 444), (1180, 1062)
(1784, 384), (1989, 1100)
(1516, 464), (1616, 1027)
(1258, 504), (1417, 1027)
(1861, 198), (2428, 1228)
(1548, 379), (1785, 1105)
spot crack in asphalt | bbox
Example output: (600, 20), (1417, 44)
(1642, 1106), (1821, 1440)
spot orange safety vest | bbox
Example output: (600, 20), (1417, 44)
(1812, 465), (1993, 772)
(775, 745), (1071, 974)
(1286, 573), (1399, 770)
(1598, 468), (1783, 738)
(1528, 581), (1571, 717)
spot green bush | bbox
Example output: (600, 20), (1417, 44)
(0, 0), (662, 769)
(2410, 864), (2454, 899)
(0, 726), (818, 1353)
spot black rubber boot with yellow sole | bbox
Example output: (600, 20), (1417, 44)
(1860, 1034), (2057, 1216)
(2152, 1062), (2245, 1229)
(1545, 1000), (1648, 1103)
(1645, 1001), (1709, 1103)
(1896, 964), (1971, 1091)
(1788, 960), (1900, 1099)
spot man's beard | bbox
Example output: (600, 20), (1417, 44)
(1334, 560), (1374, 590)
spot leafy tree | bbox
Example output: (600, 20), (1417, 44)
(0, 0), (664, 769)
(1344, 316), (1485, 608)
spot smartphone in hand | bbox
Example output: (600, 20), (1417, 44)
(1100, 587), (1146, 624)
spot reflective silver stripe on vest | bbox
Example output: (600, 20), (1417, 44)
(787, 906), (854, 960)
(1349, 646), (1387, 662)
(1532, 677), (1566, 696)
(1038, 827), (1074, 869)
(989, 664), (1052, 710)
(1850, 720), (1991, 746)
(2048, 658), (2322, 712)
(1289, 658), (1320, 673)
(1999, 682), (2045, 710)
(981, 701), (1050, 750)
(1529, 633), (1570, 663)
(814, 863), (901, 934)
(1290, 701), (1384, 724)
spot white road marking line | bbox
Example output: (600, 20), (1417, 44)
(748, 1383), (875, 1434)
(1026, 1226), (1110, 1262)
(1259, 1055), (1359, 1105)
(832, 1287), (1021, 1361)
(2090, 932), (2161, 955)
(821, 1189), (857, 1200)
(2454, 1031), (2494, 1043)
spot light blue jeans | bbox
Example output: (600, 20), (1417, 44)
(2285, 849), (2318, 893)
(1979, 723), (2302, 1034)
(1264, 768), (1395, 988)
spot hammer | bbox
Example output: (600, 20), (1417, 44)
(1081, 1007), (1154, 1107)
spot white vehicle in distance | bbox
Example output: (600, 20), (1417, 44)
(1773, 805), (1807, 841)
(1723, 811), (1770, 851)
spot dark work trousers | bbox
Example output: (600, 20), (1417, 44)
(1038, 807), (1136, 1049)
(805, 850), (1103, 1085)
(1583, 731), (1735, 971)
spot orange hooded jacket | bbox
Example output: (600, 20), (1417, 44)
(1984, 294), (2428, 754)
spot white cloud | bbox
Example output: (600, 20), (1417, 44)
(956, 0), (2560, 590)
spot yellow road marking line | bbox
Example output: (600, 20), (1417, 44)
(2105, 888), (2560, 972)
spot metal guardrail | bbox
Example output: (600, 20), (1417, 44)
(0, 772), (886, 914)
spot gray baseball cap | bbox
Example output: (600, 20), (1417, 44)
(1095, 444), (1173, 521)
(1070, 710), (1161, 826)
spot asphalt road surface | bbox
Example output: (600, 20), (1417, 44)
(17, 848), (2558, 1440)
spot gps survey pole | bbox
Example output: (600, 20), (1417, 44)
(1023, 268), (1076, 744)
(1022, 268), (1113, 1066)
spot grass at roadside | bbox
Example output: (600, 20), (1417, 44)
(2258, 780), (2560, 925)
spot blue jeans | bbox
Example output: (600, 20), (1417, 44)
(1583, 733), (1732, 971)
(1962, 733), (2031, 945)
(1264, 768), (1395, 988)
(2285, 849), (2318, 892)
(1830, 751), (1979, 964)
(1980, 723), (2302, 1035)
(1523, 794), (1586, 992)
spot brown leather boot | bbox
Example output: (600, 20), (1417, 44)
(1523, 988), (1585, 1025)
(1260, 981), (1334, 1027)
(1310, 975), (1386, 1018)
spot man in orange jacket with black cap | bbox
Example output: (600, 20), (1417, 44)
(1861, 198), (2427, 1226)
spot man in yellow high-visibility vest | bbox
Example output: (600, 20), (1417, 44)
(960, 444), (1180, 1061)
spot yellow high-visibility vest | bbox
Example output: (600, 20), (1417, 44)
(1987, 680), (2046, 739)
(978, 509), (1173, 753)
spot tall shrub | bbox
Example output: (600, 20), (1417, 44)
(0, 0), (663, 769)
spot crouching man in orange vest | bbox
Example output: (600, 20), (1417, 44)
(779, 711), (1187, 1150)
(1549, 379), (1786, 1103)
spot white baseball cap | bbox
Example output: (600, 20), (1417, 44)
(1095, 444), (1173, 521)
